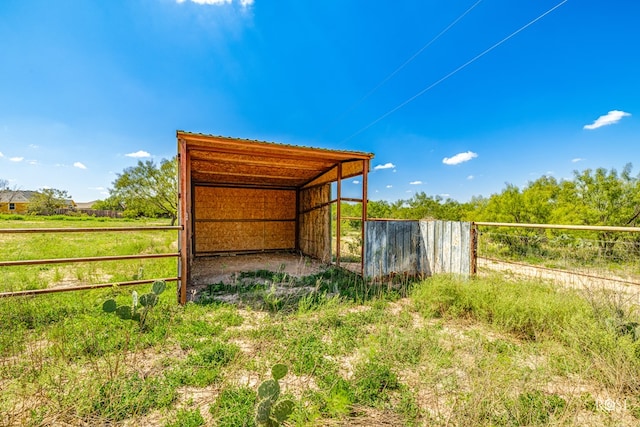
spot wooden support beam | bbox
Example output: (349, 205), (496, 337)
(178, 138), (190, 305)
(336, 163), (342, 267)
(361, 159), (368, 276)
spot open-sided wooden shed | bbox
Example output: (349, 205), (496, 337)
(177, 131), (373, 304)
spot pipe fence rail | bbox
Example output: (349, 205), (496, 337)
(0, 225), (181, 298)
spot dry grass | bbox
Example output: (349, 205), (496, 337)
(2, 257), (640, 425)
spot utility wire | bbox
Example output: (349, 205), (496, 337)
(341, 0), (570, 144)
(323, 0), (483, 134)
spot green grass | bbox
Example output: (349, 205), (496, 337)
(2, 217), (640, 425)
(0, 216), (177, 293)
(2, 275), (640, 425)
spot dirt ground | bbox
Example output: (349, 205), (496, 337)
(478, 257), (640, 305)
(187, 252), (365, 303)
(190, 252), (326, 285)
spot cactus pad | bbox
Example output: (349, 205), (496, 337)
(152, 280), (166, 295)
(102, 299), (117, 313)
(254, 398), (272, 424)
(271, 363), (288, 381)
(139, 293), (158, 307)
(257, 379), (280, 402)
(115, 305), (132, 320)
(271, 399), (294, 423)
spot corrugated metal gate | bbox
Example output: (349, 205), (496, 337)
(364, 220), (475, 278)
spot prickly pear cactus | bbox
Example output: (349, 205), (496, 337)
(271, 364), (288, 381)
(271, 399), (294, 423)
(152, 280), (166, 295)
(254, 365), (294, 426)
(102, 299), (117, 313)
(257, 379), (280, 403)
(139, 293), (158, 307)
(254, 398), (272, 424)
(102, 280), (166, 329)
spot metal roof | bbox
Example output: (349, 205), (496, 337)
(177, 131), (373, 188)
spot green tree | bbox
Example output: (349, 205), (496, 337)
(570, 164), (638, 226)
(367, 200), (392, 219)
(379, 192), (460, 220)
(566, 164), (639, 254)
(27, 188), (71, 215)
(92, 195), (125, 211)
(110, 157), (178, 225)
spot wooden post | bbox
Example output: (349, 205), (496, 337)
(295, 188), (300, 252)
(470, 223), (478, 275)
(336, 163), (342, 267)
(360, 159), (368, 276)
(178, 138), (191, 305)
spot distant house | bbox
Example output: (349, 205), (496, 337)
(0, 190), (76, 214)
(75, 201), (97, 210)
(0, 190), (38, 214)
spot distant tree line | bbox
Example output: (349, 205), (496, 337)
(340, 163), (640, 228)
(5, 160), (639, 233)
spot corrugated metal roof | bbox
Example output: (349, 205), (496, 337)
(176, 130), (374, 158)
(177, 130), (374, 188)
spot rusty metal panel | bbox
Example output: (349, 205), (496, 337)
(364, 220), (472, 278)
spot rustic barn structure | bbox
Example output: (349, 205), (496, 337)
(177, 131), (374, 304)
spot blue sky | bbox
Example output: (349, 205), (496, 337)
(1, 0), (638, 203)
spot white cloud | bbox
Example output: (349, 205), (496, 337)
(28, 160), (38, 165)
(467, 175), (474, 180)
(571, 158), (585, 163)
(352, 180), (360, 184)
(406, 190), (413, 193)
(443, 151), (478, 165)
(176, 0), (253, 6)
(9, 157), (24, 162)
(125, 150), (151, 158)
(74, 162), (87, 170)
(409, 180), (422, 185)
(386, 185), (393, 188)
(583, 110), (631, 130)
(177, 0), (231, 4)
(0, 152), (3, 157)
(29, 144), (38, 149)
(440, 193), (450, 198)
(374, 162), (396, 170)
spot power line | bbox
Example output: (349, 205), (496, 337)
(341, 0), (570, 144)
(322, 0), (483, 134)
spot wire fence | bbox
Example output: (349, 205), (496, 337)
(475, 222), (640, 291)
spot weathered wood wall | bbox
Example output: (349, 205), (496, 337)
(194, 186), (296, 254)
(364, 220), (473, 278)
(298, 184), (331, 262)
